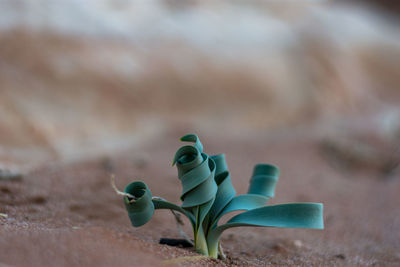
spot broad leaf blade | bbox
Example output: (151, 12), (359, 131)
(226, 203), (324, 228)
(211, 194), (269, 227)
(207, 203), (323, 257)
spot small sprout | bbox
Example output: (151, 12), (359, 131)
(110, 174), (137, 202)
(120, 134), (324, 259)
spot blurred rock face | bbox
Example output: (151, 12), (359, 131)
(0, 0), (399, 168)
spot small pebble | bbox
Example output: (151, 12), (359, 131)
(272, 243), (288, 253)
(0, 213), (8, 218)
(293, 240), (303, 248)
(335, 254), (346, 260)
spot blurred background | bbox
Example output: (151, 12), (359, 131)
(1, 1), (400, 265)
(0, 0), (399, 174)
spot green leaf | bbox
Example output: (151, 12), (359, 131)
(206, 154), (236, 225)
(226, 203), (324, 228)
(248, 164), (279, 198)
(211, 194), (269, 227)
(180, 134), (203, 153)
(172, 145), (201, 167)
(208, 163), (277, 228)
(174, 143), (217, 212)
(178, 156), (217, 209)
(211, 154), (228, 181)
(152, 199), (195, 226)
(180, 155), (212, 199)
(124, 181), (154, 227)
(207, 203), (324, 256)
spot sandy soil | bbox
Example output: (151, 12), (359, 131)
(1, 129), (399, 266)
(1, 2), (400, 266)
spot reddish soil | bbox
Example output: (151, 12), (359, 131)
(1, 4), (400, 266)
(1, 129), (399, 266)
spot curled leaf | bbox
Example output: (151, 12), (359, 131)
(248, 163), (279, 198)
(206, 154), (236, 225)
(174, 140), (217, 214)
(180, 134), (203, 153)
(124, 181), (154, 227)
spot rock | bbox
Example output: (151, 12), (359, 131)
(293, 240), (303, 248)
(0, 169), (23, 181)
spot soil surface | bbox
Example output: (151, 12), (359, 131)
(1, 129), (399, 266)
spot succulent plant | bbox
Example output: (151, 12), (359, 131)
(122, 134), (323, 258)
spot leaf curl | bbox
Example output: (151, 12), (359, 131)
(206, 154), (236, 226)
(180, 133), (203, 153)
(124, 181), (154, 227)
(248, 163), (279, 198)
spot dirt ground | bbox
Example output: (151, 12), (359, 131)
(1, 128), (399, 266)
(1, 1), (400, 266)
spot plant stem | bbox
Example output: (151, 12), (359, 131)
(207, 241), (219, 258)
(218, 241), (226, 260)
(206, 228), (222, 259)
(194, 225), (209, 255)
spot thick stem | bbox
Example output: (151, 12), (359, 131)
(194, 226), (208, 256)
(208, 241), (219, 259)
(207, 227), (224, 258)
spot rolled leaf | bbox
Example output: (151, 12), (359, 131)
(124, 181), (154, 227)
(248, 163), (279, 198)
(175, 135), (218, 255)
(209, 163), (277, 227)
(174, 137), (217, 216)
(180, 134), (203, 153)
(206, 154), (236, 225)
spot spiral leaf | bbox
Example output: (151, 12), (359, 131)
(124, 181), (154, 227)
(248, 164), (279, 198)
(206, 154), (236, 225)
(174, 138), (217, 221)
(180, 134), (203, 153)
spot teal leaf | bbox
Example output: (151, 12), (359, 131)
(211, 154), (228, 180)
(152, 199), (195, 226)
(124, 181), (154, 227)
(172, 145), (201, 167)
(209, 163), (277, 228)
(206, 154), (236, 225)
(248, 164), (279, 198)
(211, 194), (269, 227)
(180, 134), (203, 153)
(174, 142), (217, 213)
(226, 203), (324, 229)
(207, 203), (324, 255)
